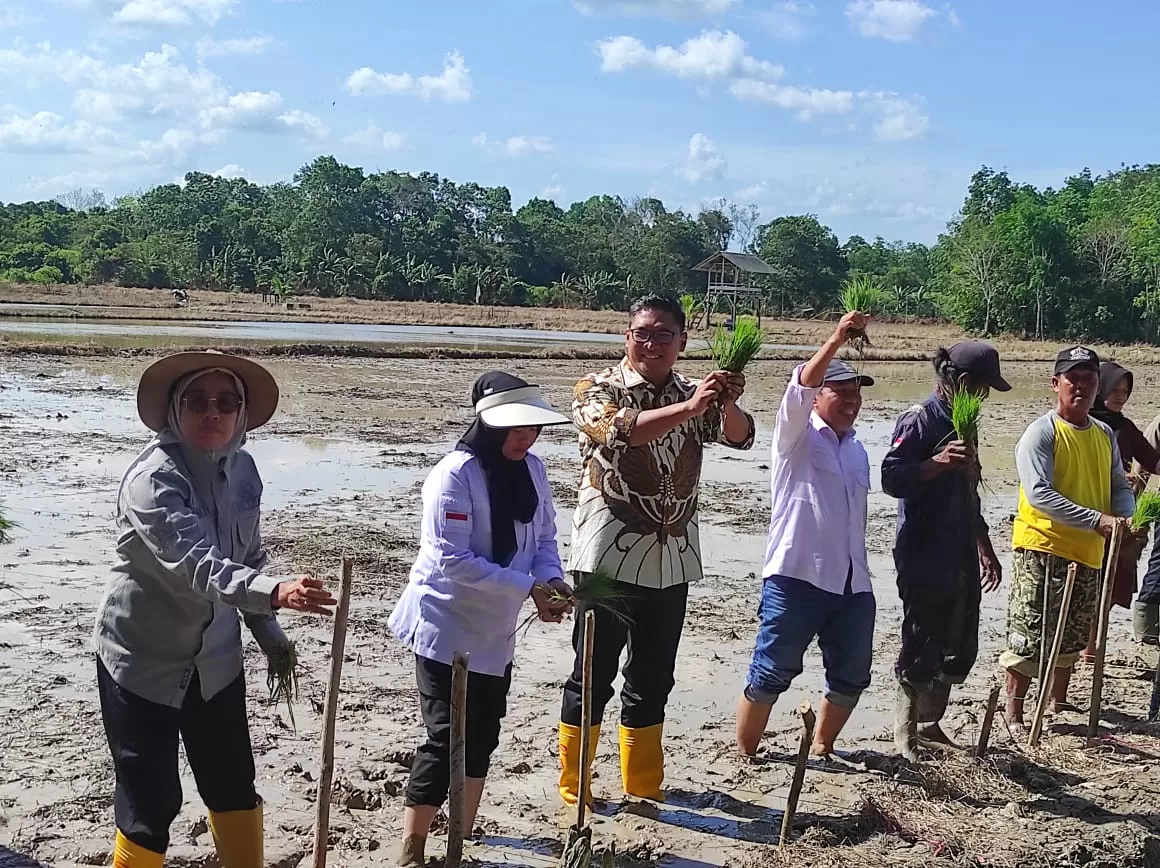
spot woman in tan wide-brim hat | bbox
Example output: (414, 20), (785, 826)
(93, 350), (336, 868)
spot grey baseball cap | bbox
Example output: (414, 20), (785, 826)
(823, 359), (874, 387)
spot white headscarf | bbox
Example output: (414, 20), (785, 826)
(165, 367), (250, 462)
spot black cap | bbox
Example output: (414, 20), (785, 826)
(1054, 345), (1100, 375)
(947, 340), (1011, 392)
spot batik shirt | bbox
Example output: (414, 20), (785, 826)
(568, 357), (755, 589)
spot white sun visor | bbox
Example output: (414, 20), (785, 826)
(475, 385), (570, 429)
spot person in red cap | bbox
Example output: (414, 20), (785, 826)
(881, 340), (1010, 760)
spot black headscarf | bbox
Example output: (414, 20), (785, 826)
(1090, 361), (1133, 432)
(456, 371), (539, 567)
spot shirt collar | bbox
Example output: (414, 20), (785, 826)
(810, 410), (856, 442)
(928, 391), (952, 422)
(618, 356), (678, 391)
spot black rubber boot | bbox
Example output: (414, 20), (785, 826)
(1134, 601), (1159, 646)
(916, 680), (960, 748)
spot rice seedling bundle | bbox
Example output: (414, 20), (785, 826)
(709, 319), (765, 373)
(0, 509), (14, 545)
(515, 568), (632, 638)
(1132, 491), (1160, 530)
(951, 389), (984, 444)
(839, 276), (884, 354)
(266, 642), (300, 729)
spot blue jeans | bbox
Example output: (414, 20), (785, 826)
(745, 574), (876, 709)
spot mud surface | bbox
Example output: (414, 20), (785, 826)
(1, 353), (1159, 867)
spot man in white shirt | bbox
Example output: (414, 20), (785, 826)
(736, 311), (876, 758)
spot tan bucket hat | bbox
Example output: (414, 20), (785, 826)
(137, 350), (279, 433)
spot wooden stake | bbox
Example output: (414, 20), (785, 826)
(1149, 648), (1160, 723)
(445, 651), (470, 868)
(778, 701), (816, 849)
(311, 557), (354, 868)
(1088, 523), (1123, 737)
(1028, 563), (1078, 748)
(975, 684), (1001, 759)
(577, 610), (596, 831)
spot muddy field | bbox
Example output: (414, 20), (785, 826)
(1, 349), (1159, 868)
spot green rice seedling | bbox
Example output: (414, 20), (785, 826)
(0, 509), (14, 545)
(708, 318), (765, 373)
(951, 389), (984, 444)
(839, 276), (884, 354)
(266, 643), (300, 729)
(514, 568), (632, 638)
(1132, 491), (1160, 531)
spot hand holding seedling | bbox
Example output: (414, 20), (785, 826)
(1097, 514), (1130, 538)
(686, 375), (725, 416)
(531, 579), (573, 623)
(833, 310), (869, 345)
(274, 575), (337, 615)
(933, 440), (975, 469)
(718, 371), (746, 407)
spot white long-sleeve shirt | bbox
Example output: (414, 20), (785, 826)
(761, 366), (872, 596)
(388, 449), (564, 676)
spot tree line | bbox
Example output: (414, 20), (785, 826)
(3, 156), (1160, 342)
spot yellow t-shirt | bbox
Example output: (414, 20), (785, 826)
(1013, 414), (1112, 569)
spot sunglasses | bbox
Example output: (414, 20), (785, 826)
(629, 328), (679, 345)
(183, 392), (243, 415)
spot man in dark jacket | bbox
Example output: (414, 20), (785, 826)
(881, 341), (1010, 760)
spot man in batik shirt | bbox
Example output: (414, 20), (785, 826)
(557, 293), (755, 806)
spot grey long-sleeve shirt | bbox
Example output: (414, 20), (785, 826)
(1015, 412), (1134, 530)
(93, 432), (286, 708)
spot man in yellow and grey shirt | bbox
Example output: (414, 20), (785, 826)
(1002, 345), (1134, 725)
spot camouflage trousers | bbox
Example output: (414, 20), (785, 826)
(999, 549), (1100, 678)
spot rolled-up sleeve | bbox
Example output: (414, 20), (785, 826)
(774, 366), (818, 456)
(573, 376), (637, 449)
(427, 462), (537, 602)
(700, 400), (756, 450)
(123, 466), (279, 613)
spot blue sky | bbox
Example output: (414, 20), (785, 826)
(1, 0), (1157, 243)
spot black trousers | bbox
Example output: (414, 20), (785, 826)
(96, 659), (258, 854)
(895, 561), (981, 686)
(1140, 521), (1160, 605)
(560, 580), (689, 730)
(405, 655), (511, 808)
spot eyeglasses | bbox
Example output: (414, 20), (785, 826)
(183, 392), (243, 415)
(629, 328), (678, 345)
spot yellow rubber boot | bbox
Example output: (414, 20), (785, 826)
(208, 803), (264, 868)
(558, 722), (601, 807)
(112, 831), (164, 868)
(619, 724), (665, 802)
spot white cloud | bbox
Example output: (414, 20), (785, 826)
(730, 79), (855, 118)
(0, 111), (120, 154)
(346, 122), (408, 151)
(574, 0), (737, 17)
(947, 7), (961, 27)
(113, 0), (235, 27)
(677, 132), (726, 183)
(597, 30), (783, 81)
(196, 35), (273, 60)
(474, 132), (554, 157)
(762, 1), (815, 40)
(212, 163), (247, 179)
(504, 135), (553, 156)
(864, 92), (930, 141)
(845, 0), (936, 42)
(346, 52), (472, 102)
(198, 91), (328, 139)
(541, 182), (566, 199)
(734, 181), (767, 201)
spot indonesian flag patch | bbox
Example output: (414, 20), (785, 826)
(445, 511), (469, 522)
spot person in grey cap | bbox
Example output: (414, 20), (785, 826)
(736, 311), (876, 759)
(881, 340), (1010, 760)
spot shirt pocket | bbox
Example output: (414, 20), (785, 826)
(235, 507), (261, 557)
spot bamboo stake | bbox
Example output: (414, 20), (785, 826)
(1036, 556), (1054, 696)
(1028, 563), (1078, 748)
(778, 701), (816, 849)
(577, 610), (596, 830)
(446, 651), (470, 868)
(1149, 653), (1160, 722)
(975, 684), (1001, 759)
(311, 557), (354, 868)
(1088, 523), (1123, 737)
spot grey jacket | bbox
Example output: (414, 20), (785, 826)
(94, 432), (287, 708)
